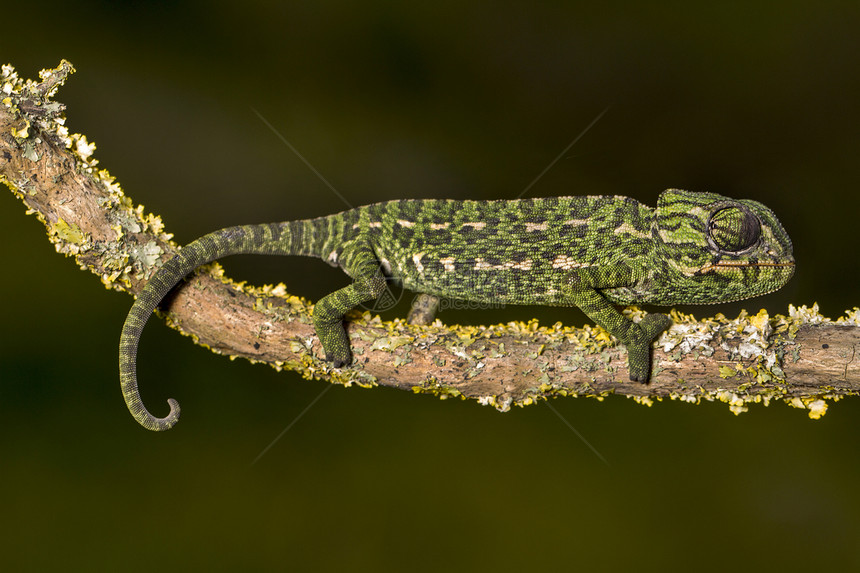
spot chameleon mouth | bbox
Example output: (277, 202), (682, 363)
(693, 261), (796, 277)
(701, 261), (795, 272)
(689, 260), (796, 304)
(716, 262), (795, 268)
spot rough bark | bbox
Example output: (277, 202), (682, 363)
(3, 61), (858, 419)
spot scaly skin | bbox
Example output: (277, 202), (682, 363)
(120, 189), (795, 430)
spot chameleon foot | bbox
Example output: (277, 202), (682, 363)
(326, 353), (351, 368)
(315, 320), (352, 367)
(623, 313), (672, 383)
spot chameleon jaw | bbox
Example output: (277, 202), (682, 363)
(697, 260), (795, 273)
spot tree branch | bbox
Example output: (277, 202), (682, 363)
(3, 61), (858, 420)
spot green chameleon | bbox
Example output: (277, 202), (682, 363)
(120, 188), (794, 431)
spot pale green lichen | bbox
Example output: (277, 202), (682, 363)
(718, 365), (740, 379)
(369, 335), (413, 352)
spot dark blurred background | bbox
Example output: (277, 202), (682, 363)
(2, 1), (859, 570)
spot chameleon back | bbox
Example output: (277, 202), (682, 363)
(359, 195), (656, 306)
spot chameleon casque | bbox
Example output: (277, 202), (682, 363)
(120, 189), (794, 431)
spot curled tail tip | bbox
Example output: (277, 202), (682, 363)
(138, 398), (181, 432)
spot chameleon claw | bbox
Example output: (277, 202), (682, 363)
(325, 353), (351, 368)
(628, 371), (646, 383)
(627, 360), (652, 384)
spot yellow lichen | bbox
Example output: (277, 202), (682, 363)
(10, 118), (29, 138)
(788, 396), (830, 420)
(52, 218), (85, 244)
(718, 365), (739, 379)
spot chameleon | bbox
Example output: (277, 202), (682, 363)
(119, 188), (795, 431)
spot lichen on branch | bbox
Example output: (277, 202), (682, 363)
(3, 61), (859, 420)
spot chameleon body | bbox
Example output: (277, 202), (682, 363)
(120, 189), (794, 431)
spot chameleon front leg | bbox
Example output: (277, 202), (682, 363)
(312, 241), (386, 367)
(564, 266), (672, 382)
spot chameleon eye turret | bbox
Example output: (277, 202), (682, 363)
(707, 204), (761, 254)
(120, 189), (794, 429)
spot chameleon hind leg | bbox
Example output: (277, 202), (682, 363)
(312, 240), (387, 367)
(406, 293), (441, 326)
(564, 265), (672, 382)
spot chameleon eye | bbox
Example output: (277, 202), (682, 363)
(707, 205), (761, 253)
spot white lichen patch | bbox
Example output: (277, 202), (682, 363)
(838, 307), (860, 325)
(72, 133), (95, 160)
(788, 302), (828, 325)
(657, 311), (717, 358)
(477, 394), (512, 412)
(784, 302), (860, 329)
(2, 63), (21, 95)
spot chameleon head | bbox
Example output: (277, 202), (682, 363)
(651, 189), (795, 304)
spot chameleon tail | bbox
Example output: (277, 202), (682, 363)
(119, 222), (312, 431)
